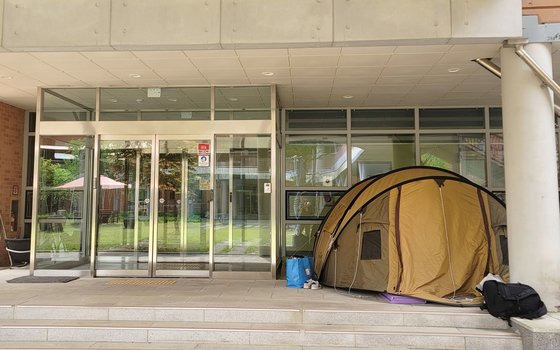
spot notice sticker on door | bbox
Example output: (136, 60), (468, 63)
(264, 183), (271, 193)
(198, 155), (209, 167)
(198, 143), (210, 156)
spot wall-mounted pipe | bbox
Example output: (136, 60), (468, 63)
(473, 57), (560, 116)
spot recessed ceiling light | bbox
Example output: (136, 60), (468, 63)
(128, 73), (142, 78)
(447, 67), (461, 73)
(108, 98), (118, 103)
(136, 98), (143, 103)
(228, 97), (238, 102)
(343, 95), (354, 99)
(167, 98), (178, 102)
(261, 71), (275, 76)
(0, 75), (13, 79)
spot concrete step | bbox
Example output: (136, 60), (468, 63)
(0, 305), (510, 330)
(0, 320), (522, 349)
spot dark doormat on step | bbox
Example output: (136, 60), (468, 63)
(6, 276), (79, 283)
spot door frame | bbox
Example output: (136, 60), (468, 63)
(152, 135), (214, 278)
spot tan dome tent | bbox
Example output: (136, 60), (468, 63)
(313, 166), (508, 305)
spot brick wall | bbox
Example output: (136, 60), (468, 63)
(523, 0), (560, 23)
(0, 101), (25, 266)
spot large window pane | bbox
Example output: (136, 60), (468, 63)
(285, 135), (347, 187)
(286, 191), (344, 220)
(100, 87), (210, 121)
(420, 134), (486, 186)
(214, 135), (271, 271)
(490, 133), (505, 188)
(285, 223), (320, 256)
(351, 135), (415, 183)
(351, 109), (414, 130)
(215, 87), (271, 120)
(35, 136), (94, 269)
(42, 89), (96, 121)
(419, 108), (484, 129)
(286, 110), (346, 130)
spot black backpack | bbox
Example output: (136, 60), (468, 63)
(481, 280), (547, 325)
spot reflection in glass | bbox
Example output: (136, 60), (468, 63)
(95, 140), (152, 271)
(214, 135), (271, 271)
(42, 89), (96, 121)
(286, 191), (343, 220)
(35, 136), (94, 269)
(285, 223), (320, 256)
(100, 87), (210, 121)
(351, 109), (414, 130)
(419, 108), (484, 129)
(490, 133), (505, 188)
(420, 134), (486, 186)
(215, 87), (271, 120)
(351, 135), (415, 183)
(286, 110), (346, 130)
(156, 140), (211, 272)
(489, 108), (503, 129)
(285, 135), (347, 187)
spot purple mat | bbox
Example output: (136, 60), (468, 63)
(382, 292), (426, 304)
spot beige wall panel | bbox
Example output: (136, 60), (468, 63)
(110, 0), (220, 50)
(333, 0), (452, 44)
(221, 0), (333, 48)
(2, 0), (111, 50)
(451, 0), (522, 40)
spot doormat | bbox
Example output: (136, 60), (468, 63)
(7, 276), (79, 283)
(108, 279), (177, 286)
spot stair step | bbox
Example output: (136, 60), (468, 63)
(0, 320), (522, 349)
(0, 305), (509, 330)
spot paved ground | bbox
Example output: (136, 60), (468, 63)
(0, 267), (457, 313)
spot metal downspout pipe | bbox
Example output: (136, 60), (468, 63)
(473, 57), (560, 116)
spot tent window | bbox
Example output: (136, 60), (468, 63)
(361, 230), (381, 260)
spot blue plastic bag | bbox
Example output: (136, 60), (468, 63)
(286, 256), (314, 288)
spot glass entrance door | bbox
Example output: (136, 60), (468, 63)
(153, 138), (212, 277)
(95, 138), (154, 276)
(214, 135), (271, 273)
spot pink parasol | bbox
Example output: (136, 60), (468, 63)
(57, 175), (126, 190)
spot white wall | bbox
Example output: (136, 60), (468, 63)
(0, 0), (522, 51)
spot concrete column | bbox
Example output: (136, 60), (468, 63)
(501, 43), (560, 311)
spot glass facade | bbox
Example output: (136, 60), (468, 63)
(34, 86), (542, 278)
(33, 85), (276, 277)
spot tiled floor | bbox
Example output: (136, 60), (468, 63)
(0, 268), (397, 310)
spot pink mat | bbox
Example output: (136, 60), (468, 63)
(382, 292), (426, 304)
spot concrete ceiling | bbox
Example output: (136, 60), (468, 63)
(0, 43), (551, 111)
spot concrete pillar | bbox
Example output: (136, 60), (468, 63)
(501, 43), (560, 311)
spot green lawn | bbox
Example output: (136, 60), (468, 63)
(36, 218), (268, 255)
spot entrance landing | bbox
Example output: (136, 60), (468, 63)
(0, 269), (524, 349)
